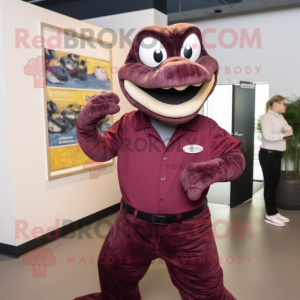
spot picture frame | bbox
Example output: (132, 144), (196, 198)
(40, 22), (114, 180)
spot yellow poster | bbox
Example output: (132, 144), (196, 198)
(47, 88), (113, 172)
(41, 26), (114, 180)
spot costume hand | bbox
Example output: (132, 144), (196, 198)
(180, 160), (222, 201)
(77, 93), (120, 128)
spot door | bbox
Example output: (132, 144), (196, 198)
(231, 85), (255, 208)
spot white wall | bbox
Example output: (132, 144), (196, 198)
(0, 0), (16, 246)
(189, 6), (300, 99)
(85, 8), (168, 39)
(0, 0), (129, 247)
(0, 0), (165, 247)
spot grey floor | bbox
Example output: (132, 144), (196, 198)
(1, 187), (300, 300)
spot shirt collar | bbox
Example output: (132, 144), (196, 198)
(135, 111), (151, 131)
(180, 115), (199, 131)
(135, 111), (199, 131)
(268, 108), (280, 117)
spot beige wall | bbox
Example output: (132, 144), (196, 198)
(0, 0), (135, 246)
(0, 0), (16, 246)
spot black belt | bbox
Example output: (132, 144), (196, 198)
(261, 148), (283, 155)
(123, 199), (207, 226)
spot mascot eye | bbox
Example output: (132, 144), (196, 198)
(180, 33), (201, 62)
(154, 49), (163, 63)
(139, 37), (167, 67)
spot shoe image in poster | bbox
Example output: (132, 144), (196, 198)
(45, 48), (111, 91)
(46, 89), (113, 172)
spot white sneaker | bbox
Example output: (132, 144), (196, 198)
(265, 215), (285, 227)
(276, 213), (290, 223)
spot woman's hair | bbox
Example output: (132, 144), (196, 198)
(265, 95), (285, 112)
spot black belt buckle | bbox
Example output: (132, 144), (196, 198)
(152, 215), (166, 225)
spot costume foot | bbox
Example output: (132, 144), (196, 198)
(276, 213), (290, 223)
(73, 292), (103, 300)
(265, 215), (285, 227)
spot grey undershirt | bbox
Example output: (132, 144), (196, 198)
(149, 117), (178, 146)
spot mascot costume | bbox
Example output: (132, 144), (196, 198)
(74, 23), (245, 300)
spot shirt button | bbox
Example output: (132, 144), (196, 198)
(159, 198), (164, 203)
(161, 177), (165, 181)
(163, 157), (167, 160)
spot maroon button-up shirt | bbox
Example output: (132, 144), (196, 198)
(104, 110), (240, 214)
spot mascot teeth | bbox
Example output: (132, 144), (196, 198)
(174, 85), (188, 91)
(163, 84), (202, 90)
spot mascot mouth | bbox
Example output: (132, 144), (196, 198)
(140, 84), (202, 105)
(124, 73), (215, 118)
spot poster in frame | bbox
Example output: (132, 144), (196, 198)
(40, 22), (114, 180)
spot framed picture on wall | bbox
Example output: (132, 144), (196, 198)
(40, 22), (114, 180)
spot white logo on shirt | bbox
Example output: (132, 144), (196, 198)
(183, 145), (203, 154)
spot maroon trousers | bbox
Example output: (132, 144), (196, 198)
(74, 201), (236, 300)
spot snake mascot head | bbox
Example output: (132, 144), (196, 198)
(119, 23), (218, 124)
(75, 23), (244, 300)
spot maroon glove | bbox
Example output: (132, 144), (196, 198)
(180, 148), (245, 201)
(76, 93), (120, 162)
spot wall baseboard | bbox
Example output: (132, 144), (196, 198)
(0, 203), (120, 259)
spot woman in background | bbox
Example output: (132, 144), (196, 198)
(259, 95), (293, 227)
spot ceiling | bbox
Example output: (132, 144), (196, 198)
(167, 0), (300, 22)
(22, 0), (300, 22)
